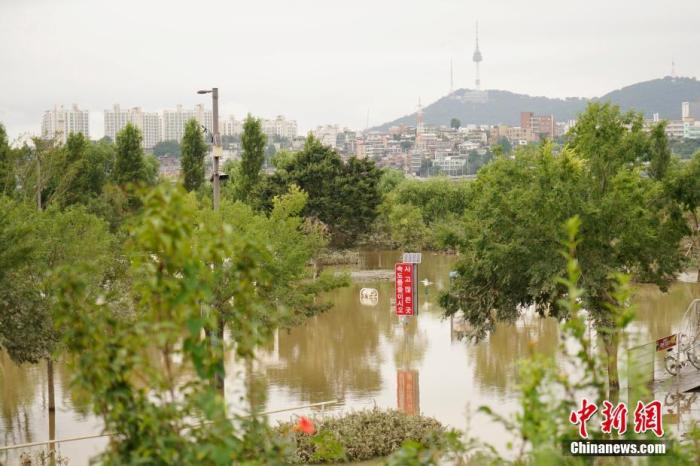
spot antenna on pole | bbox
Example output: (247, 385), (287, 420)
(671, 58), (676, 78)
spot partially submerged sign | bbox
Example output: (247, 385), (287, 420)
(656, 334), (678, 352)
(402, 252), (422, 264)
(395, 263), (415, 316)
(359, 288), (379, 306)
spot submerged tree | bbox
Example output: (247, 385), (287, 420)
(442, 103), (688, 396)
(53, 184), (291, 465)
(0, 201), (113, 413)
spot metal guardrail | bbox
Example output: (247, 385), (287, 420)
(0, 399), (339, 453)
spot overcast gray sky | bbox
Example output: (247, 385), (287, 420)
(1, 0), (698, 140)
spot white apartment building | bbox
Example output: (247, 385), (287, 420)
(104, 104), (162, 149)
(220, 116), (243, 137)
(220, 115), (297, 140)
(162, 104), (213, 142)
(41, 104), (90, 144)
(312, 125), (342, 148)
(262, 115), (297, 140)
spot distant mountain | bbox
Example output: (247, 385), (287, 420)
(372, 77), (700, 131)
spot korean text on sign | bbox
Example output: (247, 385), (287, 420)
(395, 263), (414, 316)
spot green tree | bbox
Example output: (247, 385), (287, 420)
(647, 121), (671, 180)
(198, 185), (344, 327)
(239, 114), (267, 202)
(450, 118), (461, 129)
(0, 203), (113, 415)
(0, 123), (15, 196)
(442, 105), (687, 396)
(114, 123), (148, 185)
(53, 184), (291, 465)
(180, 118), (207, 192)
(53, 132), (112, 207)
(152, 139), (181, 157)
(378, 168), (405, 195)
(282, 136), (381, 247)
(496, 136), (512, 155)
(666, 151), (700, 280)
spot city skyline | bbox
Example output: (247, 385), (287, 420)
(1, 0), (699, 141)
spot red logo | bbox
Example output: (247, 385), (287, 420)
(569, 398), (598, 438)
(569, 399), (664, 438)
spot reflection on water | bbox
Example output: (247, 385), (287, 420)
(2, 250), (700, 464)
(397, 370), (420, 415)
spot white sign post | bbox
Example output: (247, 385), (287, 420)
(402, 253), (422, 264)
(401, 252), (421, 315)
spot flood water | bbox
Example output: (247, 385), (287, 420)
(2, 250), (700, 465)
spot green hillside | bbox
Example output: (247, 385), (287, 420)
(373, 77), (700, 130)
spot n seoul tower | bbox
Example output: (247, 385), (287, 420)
(472, 21), (483, 90)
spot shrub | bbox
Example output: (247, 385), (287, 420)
(277, 408), (445, 463)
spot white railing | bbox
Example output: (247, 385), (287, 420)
(0, 399), (339, 452)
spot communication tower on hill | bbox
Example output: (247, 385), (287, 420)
(472, 21), (483, 90)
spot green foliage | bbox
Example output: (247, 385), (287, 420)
(666, 151), (700, 269)
(114, 123), (149, 186)
(0, 198), (33, 285)
(497, 136), (512, 154)
(256, 135), (382, 247)
(52, 133), (116, 207)
(443, 105), (686, 339)
(239, 114), (267, 203)
(386, 219), (700, 465)
(53, 183), (291, 465)
(277, 409), (444, 463)
(442, 104), (688, 396)
(180, 118), (207, 192)
(450, 118), (461, 129)
(387, 203), (428, 249)
(152, 139), (181, 157)
(647, 122), (672, 180)
(670, 138), (700, 159)
(378, 177), (471, 250)
(143, 153), (159, 185)
(378, 168), (405, 195)
(0, 202), (113, 364)
(0, 123), (16, 196)
(199, 184), (345, 325)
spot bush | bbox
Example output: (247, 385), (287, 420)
(277, 408), (445, 463)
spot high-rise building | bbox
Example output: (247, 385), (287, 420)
(41, 104), (90, 144)
(162, 104), (213, 142)
(682, 101), (700, 122)
(220, 115), (243, 137)
(104, 104), (162, 149)
(262, 115), (298, 140)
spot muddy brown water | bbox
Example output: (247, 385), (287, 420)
(2, 251), (700, 464)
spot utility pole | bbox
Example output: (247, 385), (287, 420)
(197, 87), (224, 393)
(212, 88), (220, 211)
(197, 87), (221, 211)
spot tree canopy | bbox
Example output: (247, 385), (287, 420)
(239, 114), (267, 202)
(441, 103), (688, 393)
(180, 118), (207, 192)
(114, 123), (149, 185)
